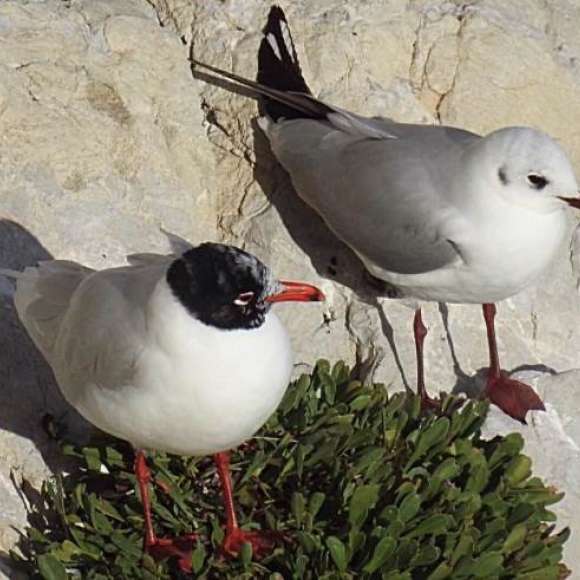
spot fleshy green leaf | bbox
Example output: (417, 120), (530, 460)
(363, 535), (396, 573)
(506, 455), (533, 485)
(37, 554), (68, 580)
(326, 536), (348, 572)
(349, 485), (380, 527)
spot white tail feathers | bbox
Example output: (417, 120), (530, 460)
(265, 16), (295, 62)
(2, 261), (93, 359)
(266, 32), (283, 61)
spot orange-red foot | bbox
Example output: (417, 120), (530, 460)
(220, 528), (288, 559)
(484, 376), (545, 424)
(145, 534), (198, 572)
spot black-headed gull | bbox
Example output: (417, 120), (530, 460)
(192, 5), (580, 423)
(2, 236), (324, 571)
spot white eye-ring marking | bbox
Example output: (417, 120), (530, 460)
(234, 291), (255, 306)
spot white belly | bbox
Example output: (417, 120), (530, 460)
(71, 302), (293, 456)
(368, 209), (567, 304)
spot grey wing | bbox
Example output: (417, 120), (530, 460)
(265, 119), (478, 275)
(52, 260), (170, 397)
(160, 228), (194, 255)
(5, 260), (95, 361)
(127, 253), (170, 266)
(127, 230), (193, 266)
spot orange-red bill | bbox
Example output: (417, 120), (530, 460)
(266, 280), (325, 303)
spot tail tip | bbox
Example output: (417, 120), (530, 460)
(264, 5), (288, 33)
(257, 4), (314, 119)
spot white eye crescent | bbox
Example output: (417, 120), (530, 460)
(234, 291), (254, 306)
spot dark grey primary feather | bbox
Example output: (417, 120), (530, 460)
(192, 58), (333, 121)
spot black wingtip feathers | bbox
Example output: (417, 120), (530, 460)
(257, 5), (313, 120)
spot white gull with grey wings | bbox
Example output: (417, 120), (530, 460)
(192, 5), (580, 423)
(1, 234), (324, 567)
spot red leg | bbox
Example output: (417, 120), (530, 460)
(216, 451), (285, 559)
(482, 303), (501, 377)
(135, 451), (156, 549)
(134, 450), (197, 572)
(216, 451), (238, 537)
(413, 309), (438, 409)
(481, 303), (545, 423)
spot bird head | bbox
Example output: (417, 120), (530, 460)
(166, 243), (324, 330)
(478, 127), (579, 213)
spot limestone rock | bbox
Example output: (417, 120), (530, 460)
(2, 0), (580, 575)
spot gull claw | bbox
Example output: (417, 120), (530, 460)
(145, 534), (198, 572)
(484, 376), (545, 424)
(220, 528), (289, 560)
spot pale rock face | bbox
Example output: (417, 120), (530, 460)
(1, 0), (580, 575)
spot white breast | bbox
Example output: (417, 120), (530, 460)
(73, 281), (294, 455)
(371, 205), (567, 304)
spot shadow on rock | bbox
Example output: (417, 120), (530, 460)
(0, 220), (95, 474)
(249, 119), (416, 388)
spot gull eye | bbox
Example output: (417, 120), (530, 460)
(527, 173), (549, 190)
(234, 291), (254, 306)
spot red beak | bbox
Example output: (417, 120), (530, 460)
(266, 280), (325, 303)
(559, 195), (580, 209)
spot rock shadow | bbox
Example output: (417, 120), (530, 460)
(249, 115), (415, 386)
(0, 220), (94, 475)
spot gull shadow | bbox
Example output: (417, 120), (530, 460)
(437, 302), (475, 396)
(510, 363), (557, 376)
(450, 363), (556, 401)
(374, 299), (410, 390)
(452, 368), (487, 399)
(0, 220), (95, 475)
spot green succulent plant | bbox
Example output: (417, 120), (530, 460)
(9, 360), (570, 579)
